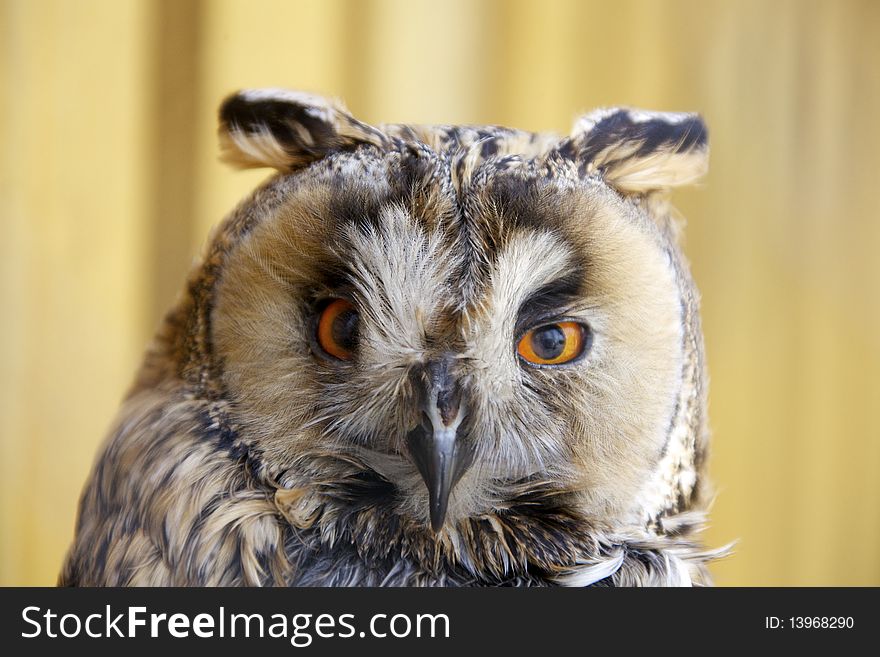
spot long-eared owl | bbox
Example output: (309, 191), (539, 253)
(61, 89), (723, 586)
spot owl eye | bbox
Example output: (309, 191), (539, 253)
(316, 299), (360, 361)
(517, 321), (589, 366)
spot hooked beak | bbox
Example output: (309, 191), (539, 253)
(405, 359), (473, 532)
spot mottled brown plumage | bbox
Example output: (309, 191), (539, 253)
(61, 89), (724, 586)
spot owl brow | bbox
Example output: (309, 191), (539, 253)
(323, 152), (442, 233)
(514, 273), (584, 335)
(325, 179), (393, 234)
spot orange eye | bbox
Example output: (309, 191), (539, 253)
(316, 299), (359, 361)
(517, 321), (588, 366)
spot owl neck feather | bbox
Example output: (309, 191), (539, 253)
(272, 462), (723, 586)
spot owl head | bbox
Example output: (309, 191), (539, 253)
(174, 89), (710, 546)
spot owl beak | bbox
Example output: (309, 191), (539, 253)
(405, 362), (472, 532)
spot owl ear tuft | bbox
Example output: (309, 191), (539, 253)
(562, 108), (709, 194)
(218, 89), (387, 171)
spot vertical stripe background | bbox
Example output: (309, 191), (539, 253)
(1, 0), (878, 585)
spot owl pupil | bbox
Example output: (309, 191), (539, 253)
(531, 325), (566, 360)
(331, 308), (359, 351)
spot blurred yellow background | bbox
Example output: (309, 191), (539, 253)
(2, 0), (878, 586)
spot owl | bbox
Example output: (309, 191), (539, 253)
(61, 89), (724, 587)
